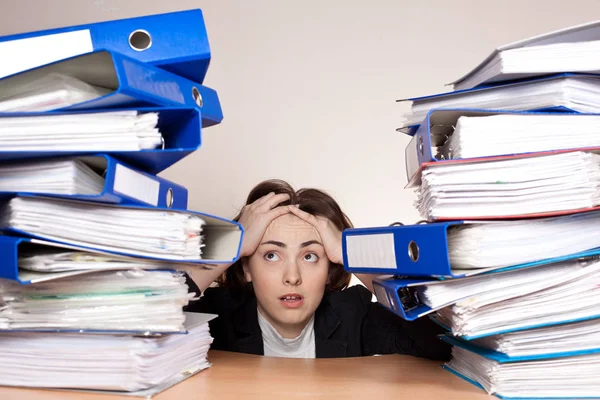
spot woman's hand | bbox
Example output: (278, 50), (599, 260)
(288, 205), (343, 265)
(238, 192), (293, 258)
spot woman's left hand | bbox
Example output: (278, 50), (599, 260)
(288, 205), (343, 265)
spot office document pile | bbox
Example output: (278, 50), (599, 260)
(0, 9), (244, 397)
(342, 20), (600, 399)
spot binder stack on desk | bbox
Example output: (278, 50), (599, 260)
(0, 9), (243, 397)
(343, 20), (600, 399)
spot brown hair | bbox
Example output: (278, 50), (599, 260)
(218, 179), (352, 293)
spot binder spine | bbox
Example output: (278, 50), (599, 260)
(343, 222), (459, 277)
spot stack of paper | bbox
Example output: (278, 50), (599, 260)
(417, 259), (585, 312)
(4, 196), (206, 260)
(0, 269), (195, 332)
(0, 312), (215, 395)
(390, 19), (600, 399)
(19, 248), (176, 273)
(0, 73), (111, 113)
(0, 110), (162, 151)
(447, 346), (600, 398)
(438, 114), (600, 160)
(400, 75), (600, 129)
(450, 21), (600, 91)
(0, 158), (104, 195)
(472, 318), (600, 357)
(445, 210), (600, 270)
(436, 258), (600, 338)
(417, 152), (600, 219)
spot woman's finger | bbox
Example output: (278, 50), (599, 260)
(259, 193), (291, 212)
(251, 192), (276, 208)
(265, 204), (294, 222)
(288, 205), (320, 227)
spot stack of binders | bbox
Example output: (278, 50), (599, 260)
(343, 20), (600, 399)
(0, 9), (243, 396)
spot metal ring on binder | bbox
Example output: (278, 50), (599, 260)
(408, 241), (419, 262)
(192, 87), (203, 107)
(166, 188), (174, 208)
(160, 135), (165, 150)
(389, 222), (404, 226)
(128, 29), (152, 51)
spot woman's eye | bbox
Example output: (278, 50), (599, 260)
(304, 253), (319, 263)
(264, 252), (280, 262)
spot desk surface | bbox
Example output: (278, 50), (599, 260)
(0, 350), (492, 400)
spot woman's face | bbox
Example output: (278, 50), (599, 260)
(243, 214), (329, 338)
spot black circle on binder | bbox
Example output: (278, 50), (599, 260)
(166, 188), (174, 208)
(129, 29), (152, 51)
(408, 241), (419, 262)
(192, 87), (203, 107)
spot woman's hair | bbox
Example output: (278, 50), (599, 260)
(218, 179), (352, 293)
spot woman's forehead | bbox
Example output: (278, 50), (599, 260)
(263, 214), (321, 242)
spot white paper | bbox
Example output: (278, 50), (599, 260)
(0, 312), (216, 394)
(474, 318), (600, 357)
(447, 346), (600, 398)
(401, 75), (600, 128)
(0, 108), (161, 151)
(418, 151), (600, 219)
(0, 269), (196, 332)
(437, 259), (600, 338)
(6, 196), (206, 261)
(445, 211), (600, 270)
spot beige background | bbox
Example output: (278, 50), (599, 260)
(0, 0), (597, 246)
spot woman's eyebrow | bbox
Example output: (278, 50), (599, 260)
(260, 240), (286, 248)
(300, 240), (323, 248)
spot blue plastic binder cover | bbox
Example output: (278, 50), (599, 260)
(372, 276), (437, 321)
(0, 106), (201, 175)
(0, 155), (188, 209)
(342, 223), (600, 279)
(441, 335), (600, 363)
(1, 195), (244, 265)
(0, 9), (212, 83)
(0, 235), (160, 285)
(0, 50), (223, 127)
(396, 72), (599, 135)
(404, 108), (595, 188)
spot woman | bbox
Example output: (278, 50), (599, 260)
(185, 179), (450, 360)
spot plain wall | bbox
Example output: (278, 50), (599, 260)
(0, 1), (598, 286)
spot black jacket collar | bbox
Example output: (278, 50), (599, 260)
(231, 292), (347, 357)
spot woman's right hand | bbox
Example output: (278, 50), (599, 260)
(238, 192), (292, 258)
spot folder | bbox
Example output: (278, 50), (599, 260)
(396, 73), (600, 134)
(0, 235), (185, 285)
(342, 214), (600, 278)
(0, 9), (212, 84)
(0, 155), (188, 209)
(0, 106), (201, 175)
(0, 50), (222, 127)
(442, 333), (600, 362)
(443, 337), (600, 399)
(449, 20), (600, 91)
(404, 108), (600, 188)
(1, 195), (244, 264)
(372, 255), (600, 321)
(372, 276), (435, 321)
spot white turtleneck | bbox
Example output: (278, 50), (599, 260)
(257, 309), (316, 358)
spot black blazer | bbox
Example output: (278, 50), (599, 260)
(185, 284), (451, 360)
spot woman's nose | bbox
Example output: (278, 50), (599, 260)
(283, 261), (302, 285)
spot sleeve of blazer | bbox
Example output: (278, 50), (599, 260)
(357, 285), (452, 361)
(183, 286), (232, 351)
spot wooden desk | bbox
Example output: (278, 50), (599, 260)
(0, 350), (492, 399)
